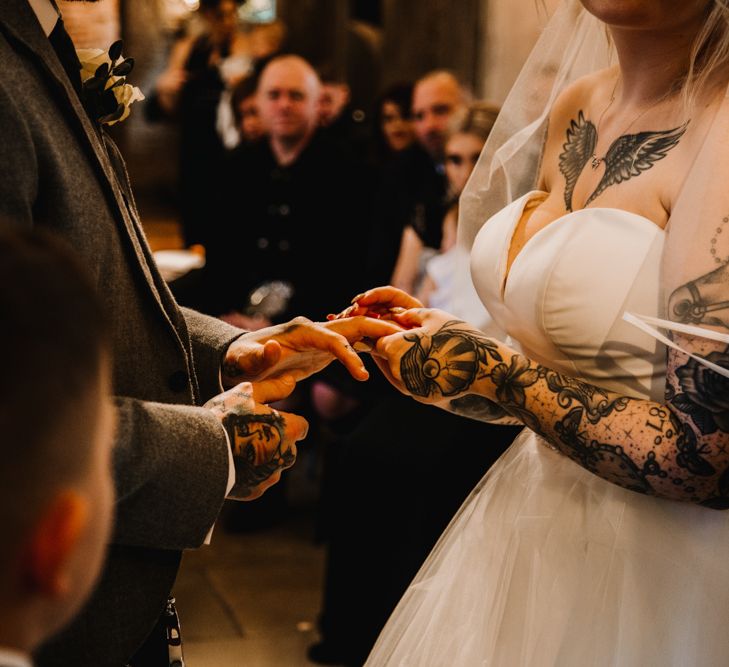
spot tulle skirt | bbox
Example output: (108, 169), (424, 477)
(365, 429), (729, 666)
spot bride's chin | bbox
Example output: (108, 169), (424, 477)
(578, 0), (710, 33)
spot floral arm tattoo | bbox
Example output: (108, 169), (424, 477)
(205, 386), (295, 500)
(400, 314), (729, 506)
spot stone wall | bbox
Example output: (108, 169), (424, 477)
(381, 0), (482, 92)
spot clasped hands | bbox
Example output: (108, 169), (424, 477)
(205, 313), (404, 499)
(207, 293), (477, 499)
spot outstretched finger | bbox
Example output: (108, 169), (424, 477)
(305, 327), (370, 381)
(324, 315), (404, 342)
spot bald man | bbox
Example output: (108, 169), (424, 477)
(204, 54), (372, 325)
(258, 55), (322, 166)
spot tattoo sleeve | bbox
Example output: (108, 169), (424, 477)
(400, 319), (729, 505)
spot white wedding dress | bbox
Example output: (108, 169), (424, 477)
(366, 192), (729, 666)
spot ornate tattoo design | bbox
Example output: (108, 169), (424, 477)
(206, 386), (294, 499)
(449, 394), (509, 422)
(559, 111), (596, 212)
(663, 254), (729, 504)
(396, 321), (729, 503)
(400, 321), (502, 398)
(223, 410), (294, 499)
(553, 405), (659, 494)
(669, 260), (729, 329)
(673, 348), (729, 436)
(558, 110), (688, 211)
(544, 370), (629, 423)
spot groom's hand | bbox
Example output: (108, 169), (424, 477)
(205, 377), (307, 500)
(222, 316), (402, 387)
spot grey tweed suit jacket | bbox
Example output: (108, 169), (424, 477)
(0, 1), (244, 664)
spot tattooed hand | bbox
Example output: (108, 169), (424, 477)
(372, 307), (499, 402)
(204, 377), (308, 500)
(222, 316), (401, 387)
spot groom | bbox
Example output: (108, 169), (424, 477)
(0, 1), (396, 665)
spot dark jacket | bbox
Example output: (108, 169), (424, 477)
(0, 2), (240, 663)
(205, 130), (373, 321)
(366, 143), (447, 286)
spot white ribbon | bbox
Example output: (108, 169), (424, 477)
(623, 312), (729, 379)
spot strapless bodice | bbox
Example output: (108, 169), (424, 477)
(471, 191), (666, 401)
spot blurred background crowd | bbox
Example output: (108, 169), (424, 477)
(56, 0), (557, 664)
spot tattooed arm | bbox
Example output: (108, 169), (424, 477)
(366, 302), (729, 507)
(204, 378), (308, 500)
(447, 394), (522, 426)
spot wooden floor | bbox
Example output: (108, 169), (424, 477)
(177, 458), (327, 667)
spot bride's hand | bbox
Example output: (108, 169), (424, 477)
(370, 307), (489, 404)
(328, 286), (424, 321)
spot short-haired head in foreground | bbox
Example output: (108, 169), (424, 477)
(0, 228), (115, 654)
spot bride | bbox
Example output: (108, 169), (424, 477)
(337, 0), (729, 664)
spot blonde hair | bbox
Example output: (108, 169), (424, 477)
(447, 102), (501, 144)
(686, 1), (729, 105)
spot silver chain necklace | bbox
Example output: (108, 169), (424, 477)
(591, 78), (672, 169)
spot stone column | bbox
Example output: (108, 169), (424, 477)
(380, 0), (482, 92)
(277, 0), (349, 74)
(477, 0), (560, 104)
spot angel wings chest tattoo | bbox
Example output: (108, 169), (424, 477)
(558, 110), (689, 212)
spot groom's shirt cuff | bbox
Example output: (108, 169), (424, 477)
(202, 425), (235, 545)
(203, 372), (237, 545)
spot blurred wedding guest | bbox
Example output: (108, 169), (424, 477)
(147, 0), (250, 248)
(248, 18), (287, 62)
(418, 102), (500, 307)
(366, 70), (468, 287)
(370, 82), (415, 166)
(205, 54), (371, 326)
(318, 72), (350, 128)
(230, 73), (265, 144)
(317, 64), (370, 160)
(202, 54), (373, 531)
(0, 229), (114, 667)
(306, 84), (416, 508)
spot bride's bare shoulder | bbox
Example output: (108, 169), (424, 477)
(547, 68), (617, 127)
(538, 68), (617, 187)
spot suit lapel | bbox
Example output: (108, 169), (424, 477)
(0, 1), (124, 218)
(0, 0), (192, 368)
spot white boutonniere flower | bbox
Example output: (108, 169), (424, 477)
(76, 40), (144, 126)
